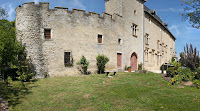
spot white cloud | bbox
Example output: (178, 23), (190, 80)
(1, 3), (14, 21)
(169, 25), (180, 36)
(158, 8), (183, 13)
(69, 0), (86, 10)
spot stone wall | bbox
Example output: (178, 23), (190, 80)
(16, 0), (175, 77)
(16, 2), (124, 77)
(144, 11), (176, 70)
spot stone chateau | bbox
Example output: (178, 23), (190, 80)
(16, 0), (176, 78)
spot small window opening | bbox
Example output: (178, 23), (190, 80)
(64, 52), (73, 66)
(44, 29), (51, 39)
(134, 10), (137, 15)
(149, 16), (151, 23)
(98, 34), (103, 43)
(118, 38), (121, 45)
(145, 33), (149, 45)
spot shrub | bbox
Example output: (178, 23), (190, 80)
(166, 67), (174, 77)
(160, 64), (168, 70)
(193, 79), (200, 89)
(169, 75), (181, 85)
(124, 65), (128, 71)
(77, 56), (89, 75)
(170, 61), (181, 70)
(138, 63), (143, 70)
(180, 44), (200, 70)
(96, 54), (109, 74)
(194, 68), (200, 80)
(178, 68), (192, 81)
(17, 66), (35, 82)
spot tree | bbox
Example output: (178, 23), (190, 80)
(0, 7), (8, 19)
(0, 19), (18, 81)
(180, 43), (200, 70)
(96, 54), (109, 74)
(181, 0), (200, 29)
(77, 56), (89, 74)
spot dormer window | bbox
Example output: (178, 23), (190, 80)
(149, 16), (151, 24)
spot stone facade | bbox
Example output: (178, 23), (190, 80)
(15, 0), (176, 77)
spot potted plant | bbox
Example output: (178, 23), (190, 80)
(128, 66), (131, 72)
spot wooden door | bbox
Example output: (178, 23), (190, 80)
(130, 53), (137, 71)
(117, 53), (122, 68)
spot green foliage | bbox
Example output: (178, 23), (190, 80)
(193, 79), (200, 89)
(124, 65), (128, 70)
(0, 7), (8, 19)
(179, 43), (200, 70)
(181, 0), (200, 29)
(5, 76), (13, 85)
(194, 68), (200, 80)
(138, 63), (143, 70)
(0, 19), (19, 80)
(96, 54), (109, 74)
(166, 67), (175, 77)
(160, 64), (168, 70)
(177, 68), (192, 81)
(0, 10), (35, 82)
(77, 56), (89, 74)
(16, 45), (35, 82)
(171, 57), (175, 62)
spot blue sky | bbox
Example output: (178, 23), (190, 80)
(0, 0), (199, 57)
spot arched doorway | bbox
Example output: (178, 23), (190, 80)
(130, 52), (137, 71)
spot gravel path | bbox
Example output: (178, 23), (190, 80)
(0, 96), (9, 111)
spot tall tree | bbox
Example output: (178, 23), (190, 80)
(0, 19), (18, 80)
(0, 7), (8, 19)
(181, 0), (200, 29)
(181, 43), (200, 70)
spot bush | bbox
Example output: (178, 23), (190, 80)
(194, 68), (200, 80)
(17, 66), (35, 82)
(4, 68), (18, 80)
(160, 64), (168, 70)
(193, 79), (200, 89)
(77, 56), (89, 75)
(138, 63), (143, 70)
(166, 67), (174, 77)
(96, 54), (109, 74)
(178, 68), (192, 81)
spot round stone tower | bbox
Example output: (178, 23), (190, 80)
(16, 2), (46, 78)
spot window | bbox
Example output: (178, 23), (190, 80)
(149, 16), (151, 24)
(145, 33), (149, 45)
(151, 49), (155, 62)
(144, 48), (149, 62)
(134, 10), (137, 15)
(132, 23), (138, 37)
(157, 40), (160, 49)
(44, 29), (51, 39)
(64, 52), (73, 66)
(170, 48), (172, 55)
(98, 34), (103, 44)
(118, 38), (122, 45)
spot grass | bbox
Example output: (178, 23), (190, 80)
(1, 72), (200, 111)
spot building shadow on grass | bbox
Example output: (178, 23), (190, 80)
(0, 80), (38, 108)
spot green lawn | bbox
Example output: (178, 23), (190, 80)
(1, 72), (200, 111)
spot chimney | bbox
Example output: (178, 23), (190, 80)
(150, 10), (156, 15)
(164, 22), (168, 27)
